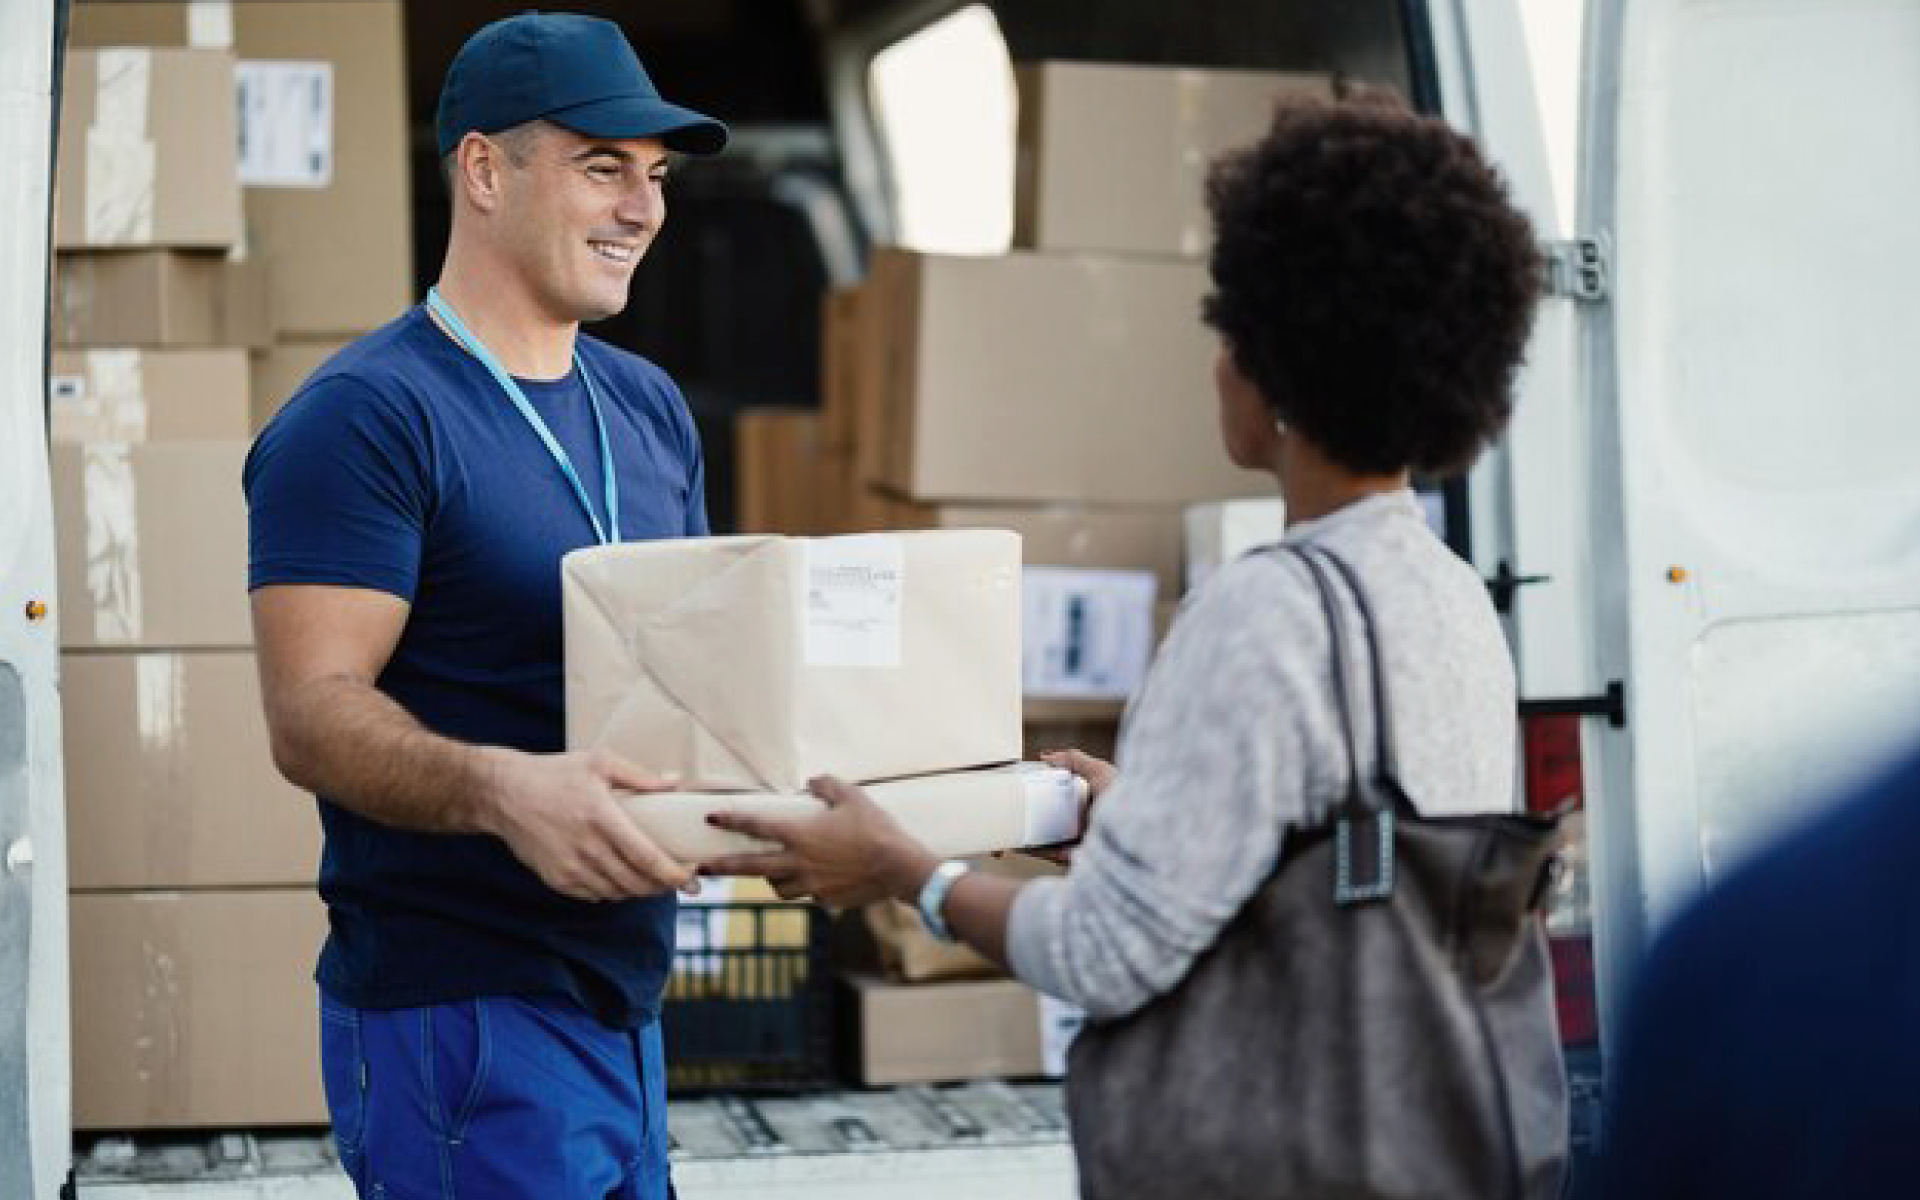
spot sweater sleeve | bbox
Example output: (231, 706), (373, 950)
(1005, 554), (1332, 1020)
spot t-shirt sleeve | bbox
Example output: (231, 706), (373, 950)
(243, 375), (433, 600)
(669, 377), (710, 537)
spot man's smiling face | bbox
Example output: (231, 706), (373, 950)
(493, 123), (670, 325)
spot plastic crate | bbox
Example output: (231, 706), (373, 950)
(662, 901), (835, 1094)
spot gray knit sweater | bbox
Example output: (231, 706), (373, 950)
(1005, 489), (1517, 1020)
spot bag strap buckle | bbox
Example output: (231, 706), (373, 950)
(1334, 809), (1396, 906)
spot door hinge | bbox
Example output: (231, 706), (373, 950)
(1544, 237), (1610, 302)
(1485, 560), (1549, 614)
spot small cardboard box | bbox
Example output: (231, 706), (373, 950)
(70, 889), (329, 1129)
(49, 348), (250, 443)
(61, 651), (317, 889)
(1014, 62), (1330, 258)
(867, 248), (1270, 505)
(843, 972), (1084, 1085)
(51, 440), (253, 650)
(71, 0), (415, 337)
(53, 250), (271, 348)
(564, 530), (1022, 792)
(55, 48), (243, 250)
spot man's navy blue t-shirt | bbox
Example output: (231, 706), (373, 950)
(243, 306), (708, 1028)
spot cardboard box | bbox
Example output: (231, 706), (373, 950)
(620, 763), (1083, 863)
(49, 348), (249, 443)
(819, 285), (865, 454)
(734, 408), (843, 536)
(61, 651), (317, 889)
(70, 889), (328, 1129)
(72, 1), (415, 337)
(564, 530), (1022, 791)
(51, 440), (252, 650)
(844, 972), (1088, 1085)
(1184, 497), (1287, 592)
(1014, 62), (1330, 258)
(869, 248), (1271, 505)
(53, 250), (271, 348)
(249, 338), (349, 431)
(55, 48), (242, 250)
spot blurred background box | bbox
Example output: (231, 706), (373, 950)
(52, 250), (270, 348)
(55, 48), (242, 250)
(49, 348), (249, 443)
(1014, 62), (1329, 258)
(61, 651), (317, 891)
(70, 889), (328, 1129)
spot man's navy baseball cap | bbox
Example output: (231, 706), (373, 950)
(435, 12), (728, 158)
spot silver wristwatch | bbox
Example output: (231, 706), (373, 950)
(914, 859), (971, 943)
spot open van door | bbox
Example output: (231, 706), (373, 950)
(0, 1), (72, 1197)
(1562, 0), (1920, 1051)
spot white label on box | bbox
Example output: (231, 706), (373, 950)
(1023, 567), (1157, 698)
(236, 62), (334, 188)
(87, 50), (155, 244)
(1039, 994), (1086, 1079)
(187, 0), (235, 49)
(804, 536), (905, 668)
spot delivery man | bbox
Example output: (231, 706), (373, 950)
(242, 14), (725, 1198)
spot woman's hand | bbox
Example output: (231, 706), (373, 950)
(701, 775), (939, 908)
(1029, 748), (1119, 866)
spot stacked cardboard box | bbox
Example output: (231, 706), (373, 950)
(53, 0), (414, 1130)
(71, 0), (414, 429)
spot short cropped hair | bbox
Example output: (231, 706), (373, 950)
(1202, 91), (1542, 476)
(439, 120), (548, 196)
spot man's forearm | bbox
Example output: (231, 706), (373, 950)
(269, 674), (506, 835)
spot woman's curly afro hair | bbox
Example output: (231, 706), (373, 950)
(1202, 90), (1542, 477)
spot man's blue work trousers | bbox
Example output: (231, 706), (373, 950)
(318, 988), (674, 1199)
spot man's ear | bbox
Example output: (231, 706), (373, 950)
(456, 133), (505, 213)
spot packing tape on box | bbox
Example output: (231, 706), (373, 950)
(187, 0), (234, 49)
(82, 444), (144, 643)
(620, 762), (1087, 865)
(52, 351), (148, 443)
(87, 50), (157, 245)
(1175, 69), (1209, 258)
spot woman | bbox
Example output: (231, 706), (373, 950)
(705, 92), (1558, 1197)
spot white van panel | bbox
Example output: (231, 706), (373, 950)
(1583, 0), (1920, 1036)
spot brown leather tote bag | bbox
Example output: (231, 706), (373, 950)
(1065, 544), (1569, 1200)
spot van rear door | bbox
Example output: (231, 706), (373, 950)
(1557, 0), (1920, 1046)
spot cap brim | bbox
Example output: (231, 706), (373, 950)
(546, 94), (729, 156)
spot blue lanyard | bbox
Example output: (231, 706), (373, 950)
(426, 287), (621, 545)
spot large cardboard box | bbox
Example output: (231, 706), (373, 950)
(1014, 62), (1330, 258)
(564, 531), (1022, 791)
(51, 441), (252, 650)
(72, 0), (415, 337)
(844, 973), (1086, 1085)
(55, 48), (242, 250)
(249, 338), (350, 431)
(70, 889), (327, 1129)
(734, 408), (844, 537)
(53, 250), (271, 348)
(868, 248), (1270, 505)
(49, 348), (249, 443)
(62, 651), (316, 889)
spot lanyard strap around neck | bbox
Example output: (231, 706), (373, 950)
(426, 287), (621, 545)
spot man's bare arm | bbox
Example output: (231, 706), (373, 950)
(251, 584), (696, 901)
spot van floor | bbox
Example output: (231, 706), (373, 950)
(73, 1081), (1078, 1199)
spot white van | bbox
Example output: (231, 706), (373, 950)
(5, 0), (1919, 1195)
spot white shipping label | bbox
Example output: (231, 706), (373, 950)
(1039, 994), (1087, 1078)
(1023, 567), (1157, 698)
(804, 536), (905, 668)
(236, 62), (334, 188)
